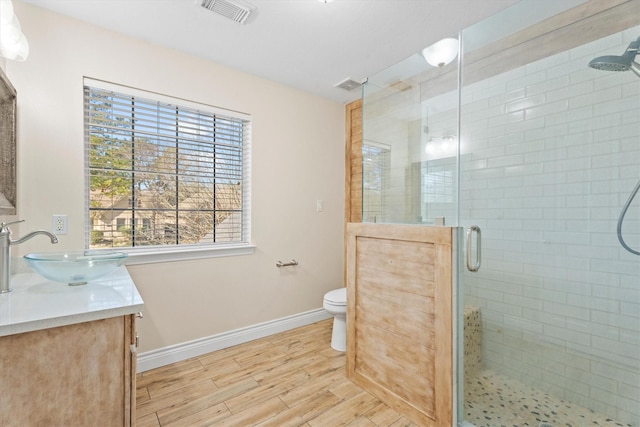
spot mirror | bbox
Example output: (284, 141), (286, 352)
(0, 67), (16, 215)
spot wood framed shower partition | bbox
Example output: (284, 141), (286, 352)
(346, 223), (453, 427)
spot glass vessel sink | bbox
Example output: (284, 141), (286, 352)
(24, 252), (128, 285)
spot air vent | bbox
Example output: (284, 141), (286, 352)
(335, 78), (362, 91)
(199, 0), (255, 24)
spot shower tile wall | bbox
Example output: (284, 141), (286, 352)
(456, 27), (640, 425)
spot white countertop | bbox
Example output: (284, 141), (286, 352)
(0, 266), (144, 337)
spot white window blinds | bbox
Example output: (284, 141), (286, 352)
(84, 79), (251, 250)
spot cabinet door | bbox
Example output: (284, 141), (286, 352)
(122, 315), (138, 426)
(346, 223), (453, 427)
(0, 316), (131, 426)
(128, 314), (138, 424)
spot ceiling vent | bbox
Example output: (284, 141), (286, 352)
(335, 78), (362, 91)
(198, 0), (255, 24)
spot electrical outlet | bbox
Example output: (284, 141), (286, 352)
(52, 214), (67, 235)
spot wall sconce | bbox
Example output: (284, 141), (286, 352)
(0, 0), (29, 61)
(422, 38), (458, 68)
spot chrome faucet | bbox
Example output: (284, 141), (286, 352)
(1, 220), (58, 293)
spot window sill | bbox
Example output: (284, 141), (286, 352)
(118, 244), (255, 265)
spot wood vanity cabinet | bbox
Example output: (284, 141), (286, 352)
(0, 314), (137, 426)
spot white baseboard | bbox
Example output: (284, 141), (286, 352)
(137, 308), (332, 372)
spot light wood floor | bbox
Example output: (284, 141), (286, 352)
(136, 319), (417, 427)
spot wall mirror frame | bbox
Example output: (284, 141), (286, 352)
(0, 67), (17, 215)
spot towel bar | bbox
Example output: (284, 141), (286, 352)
(276, 259), (298, 267)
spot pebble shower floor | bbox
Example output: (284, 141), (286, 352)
(464, 368), (632, 427)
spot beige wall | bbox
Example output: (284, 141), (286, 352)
(3, 1), (345, 352)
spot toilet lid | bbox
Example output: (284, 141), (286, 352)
(324, 287), (347, 305)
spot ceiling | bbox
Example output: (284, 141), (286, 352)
(23, 0), (520, 104)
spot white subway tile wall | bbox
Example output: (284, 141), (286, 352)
(460, 27), (640, 424)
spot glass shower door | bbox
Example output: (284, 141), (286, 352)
(458, 6), (640, 426)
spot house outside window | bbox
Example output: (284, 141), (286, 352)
(84, 79), (251, 259)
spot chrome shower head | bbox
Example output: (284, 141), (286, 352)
(588, 55), (633, 72)
(588, 37), (640, 77)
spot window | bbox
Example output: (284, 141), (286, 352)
(362, 142), (390, 223)
(84, 79), (251, 260)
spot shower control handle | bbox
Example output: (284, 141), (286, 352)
(466, 225), (481, 272)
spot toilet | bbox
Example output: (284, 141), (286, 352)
(323, 287), (347, 352)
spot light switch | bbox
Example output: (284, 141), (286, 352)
(316, 199), (324, 212)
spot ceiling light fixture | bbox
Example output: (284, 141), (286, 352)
(0, 0), (29, 61)
(318, 0), (335, 3)
(422, 38), (458, 68)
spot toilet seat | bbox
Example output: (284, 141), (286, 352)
(323, 287), (346, 306)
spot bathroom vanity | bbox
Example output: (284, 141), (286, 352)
(0, 266), (144, 426)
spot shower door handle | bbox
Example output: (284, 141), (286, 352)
(466, 225), (481, 272)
